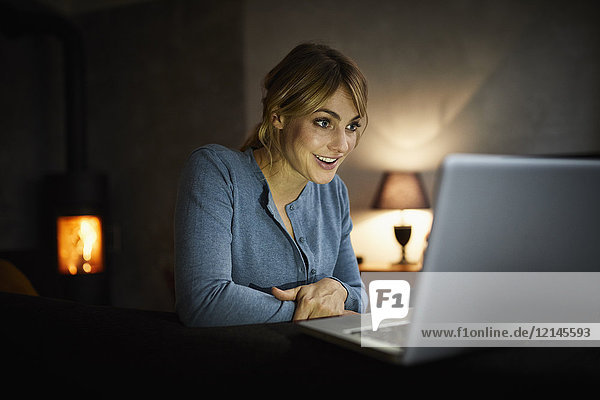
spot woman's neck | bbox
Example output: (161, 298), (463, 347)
(254, 147), (307, 206)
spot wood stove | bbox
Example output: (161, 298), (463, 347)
(43, 172), (109, 304)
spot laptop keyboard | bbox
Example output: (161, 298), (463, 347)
(345, 321), (409, 347)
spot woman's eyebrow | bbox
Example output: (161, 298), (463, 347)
(314, 108), (361, 121)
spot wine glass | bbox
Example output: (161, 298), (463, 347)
(394, 225), (412, 264)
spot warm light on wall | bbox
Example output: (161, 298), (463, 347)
(57, 215), (104, 275)
(351, 209), (433, 265)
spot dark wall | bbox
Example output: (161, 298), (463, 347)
(80, 0), (245, 311)
(0, 19), (65, 251)
(0, 0), (245, 311)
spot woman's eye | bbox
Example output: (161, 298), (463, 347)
(314, 118), (330, 128)
(347, 122), (361, 132)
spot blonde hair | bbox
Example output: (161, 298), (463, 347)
(241, 42), (368, 167)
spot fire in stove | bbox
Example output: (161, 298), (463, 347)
(57, 215), (104, 275)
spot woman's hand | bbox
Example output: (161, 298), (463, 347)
(271, 278), (351, 321)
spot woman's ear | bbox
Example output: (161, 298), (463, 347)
(271, 112), (285, 130)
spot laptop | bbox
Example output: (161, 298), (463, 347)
(298, 153), (600, 365)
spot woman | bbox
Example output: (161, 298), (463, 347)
(174, 42), (368, 327)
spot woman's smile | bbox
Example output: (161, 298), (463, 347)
(314, 154), (341, 170)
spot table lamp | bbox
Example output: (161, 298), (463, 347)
(372, 172), (430, 264)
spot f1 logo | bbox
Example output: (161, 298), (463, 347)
(369, 280), (410, 331)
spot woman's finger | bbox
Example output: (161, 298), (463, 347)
(271, 286), (301, 301)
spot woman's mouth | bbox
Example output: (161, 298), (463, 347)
(314, 154), (341, 170)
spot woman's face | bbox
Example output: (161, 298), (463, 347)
(274, 87), (363, 185)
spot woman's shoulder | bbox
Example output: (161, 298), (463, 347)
(329, 174), (349, 193)
(311, 174), (349, 201)
(190, 143), (242, 160)
(187, 144), (249, 170)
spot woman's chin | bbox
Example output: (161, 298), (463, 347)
(310, 170), (338, 185)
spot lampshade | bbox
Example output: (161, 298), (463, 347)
(372, 172), (430, 209)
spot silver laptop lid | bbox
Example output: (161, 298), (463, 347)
(423, 153), (600, 273)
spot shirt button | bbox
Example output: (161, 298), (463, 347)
(310, 269), (316, 275)
(289, 204), (295, 211)
(298, 237), (305, 243)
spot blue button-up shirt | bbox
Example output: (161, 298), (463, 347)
(174, 144), (366, 327)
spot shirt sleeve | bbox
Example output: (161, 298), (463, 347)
(174, 148), (295, 327)
(328, 179), (368, 313)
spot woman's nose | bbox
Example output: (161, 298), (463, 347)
(328, 127), (350, 153)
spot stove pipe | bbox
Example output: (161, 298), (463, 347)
(0, 1), (87, 170)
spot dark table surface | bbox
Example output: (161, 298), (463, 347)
(2, 291), (598, 394)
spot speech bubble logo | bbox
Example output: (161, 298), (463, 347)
(369, 280), (410, 331)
